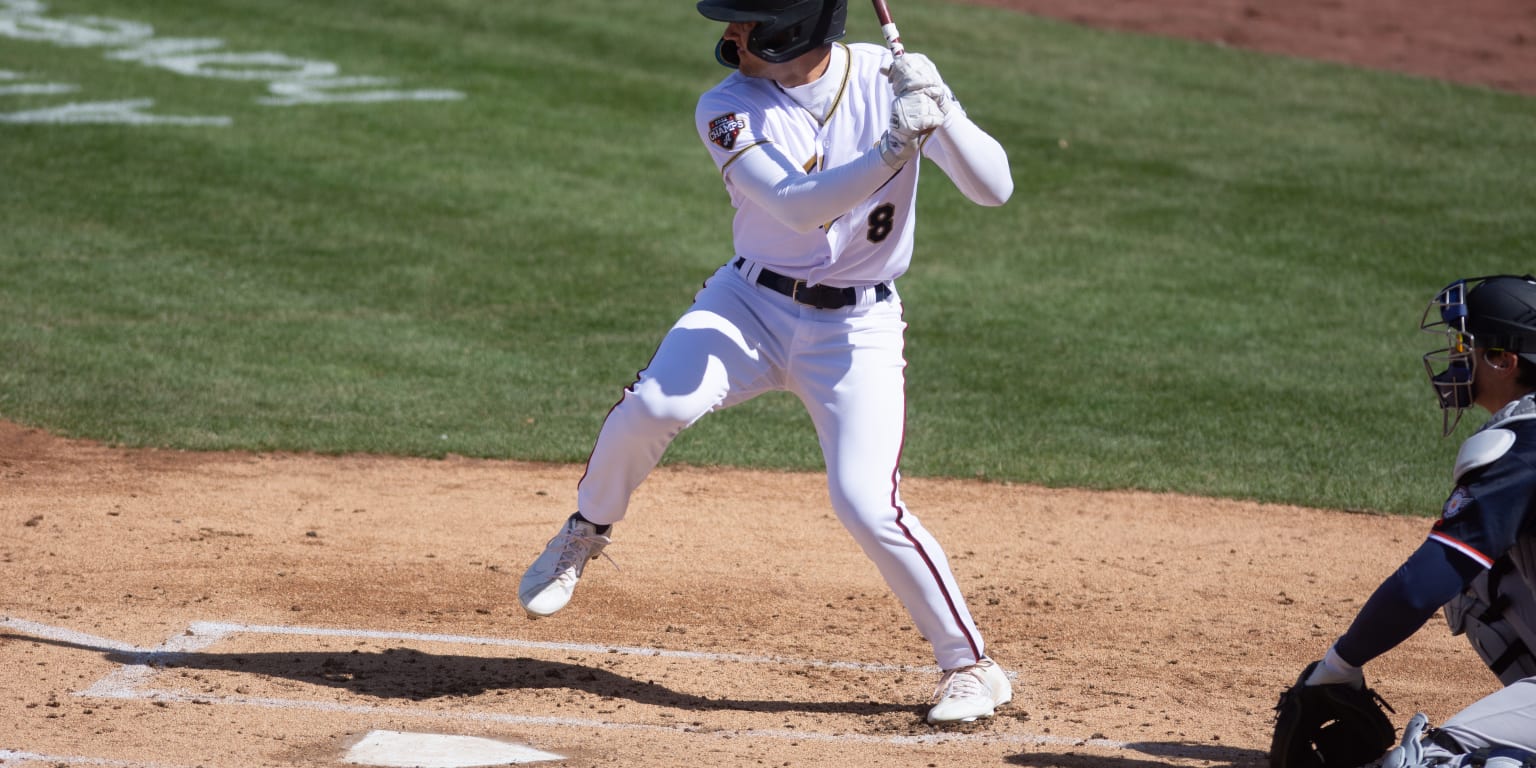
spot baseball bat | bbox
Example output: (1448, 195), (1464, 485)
(869, 0), (905, 57)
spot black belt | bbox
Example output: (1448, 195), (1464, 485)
(734, 258), (891, 310)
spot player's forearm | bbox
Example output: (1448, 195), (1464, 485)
(927, 106), (1012, 207)
(728, 144), (898, 234)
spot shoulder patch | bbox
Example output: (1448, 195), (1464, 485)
(1454, 427), (1517, 483)
(708, 112), (747, 150)
(1442, 486), (1475, 522)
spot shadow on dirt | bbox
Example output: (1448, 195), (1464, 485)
(3, 633), (916, 717)
(1007, 742), (1267, 768)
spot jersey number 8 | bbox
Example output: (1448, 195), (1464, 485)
(867, 203), (896, 243)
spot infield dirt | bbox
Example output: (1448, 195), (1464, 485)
(0, 419), (1498, 766)
(2, 0), (1530, 766)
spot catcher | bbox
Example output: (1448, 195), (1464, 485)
(1271, 275), (1536, 768)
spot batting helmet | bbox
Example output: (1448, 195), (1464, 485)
(1421, 274), (1536, 434)
(697, 0), (848, 67)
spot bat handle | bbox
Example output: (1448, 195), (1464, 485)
(871, 0), (905, 56)
(881, 23), (905, 56)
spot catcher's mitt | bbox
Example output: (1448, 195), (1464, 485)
(1270, 661), (1397, 768)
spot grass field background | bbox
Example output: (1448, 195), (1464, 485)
(2, 0), (1533, 515)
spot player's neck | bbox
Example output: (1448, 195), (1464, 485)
(1478, 385), (1536, 418)
(773, 45), (833, 88)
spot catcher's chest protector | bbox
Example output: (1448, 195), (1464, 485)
(1444, 554), (1536, 686)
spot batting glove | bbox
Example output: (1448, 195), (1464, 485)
(879, 90), (944, 169)
(885, 52), (950, 111)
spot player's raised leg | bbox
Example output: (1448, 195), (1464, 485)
(518, 269), (781, 618)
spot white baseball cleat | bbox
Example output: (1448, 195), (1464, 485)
(926, 657), (1012, 724)
(518, 514), (613, 618)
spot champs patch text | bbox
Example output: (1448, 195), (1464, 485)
(709, 113), (746, 150)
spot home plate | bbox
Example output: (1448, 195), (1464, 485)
(344, 730), (563, 767)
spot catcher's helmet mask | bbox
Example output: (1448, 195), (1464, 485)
(1421, 274), (1536, 435)
(697, 0), (848, 68)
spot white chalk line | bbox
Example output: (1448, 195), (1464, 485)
(0, 616), (231, 698)
(1, 616), (142, 652)
(2, 614), (956, 701)
(0, 748), (185, 768)
(83, 684), (1128, 750)
(1, 616), (1255, 759)
(184, 620), (955, 675)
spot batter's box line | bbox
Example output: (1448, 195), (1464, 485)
(2, 616), (1253, 758)
(83, 683), (1137, 750)
(185, 620), (965, 674)
(0, 749), (188, 768)
(0, 615), (954, 700)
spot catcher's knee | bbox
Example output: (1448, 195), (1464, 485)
(1444, 748), (1536, 768)
(1422, 728), (1468, 763)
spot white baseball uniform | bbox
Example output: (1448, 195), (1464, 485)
(574, 41), (1011, 671)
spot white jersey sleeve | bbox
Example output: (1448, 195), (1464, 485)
(709, 132), (899, 234)
(924, 99), (1013, 207)
(691, 44), (925, 286)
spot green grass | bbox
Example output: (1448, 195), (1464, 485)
(2, 0), (1532, 514)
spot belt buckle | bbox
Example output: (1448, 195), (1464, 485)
(790, 279), (808, 306)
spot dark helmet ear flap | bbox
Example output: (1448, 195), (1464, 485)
(715, 38), (741, 69)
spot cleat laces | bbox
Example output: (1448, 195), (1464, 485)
(932, 665), (990, 705)
(551, 530), (617, 585)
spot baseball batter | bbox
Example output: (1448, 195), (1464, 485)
(516, 0), (1015, 724)
(1272, 275), (1536, 768)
